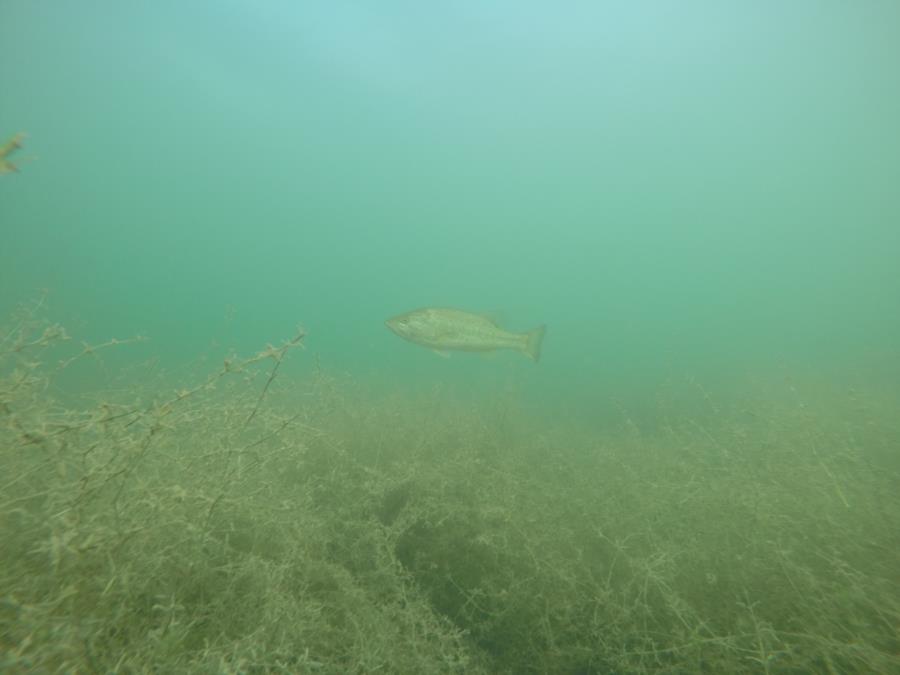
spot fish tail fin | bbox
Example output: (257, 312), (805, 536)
(523, 325), (546, 362)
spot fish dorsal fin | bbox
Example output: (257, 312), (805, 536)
(478, 310), (505, 327)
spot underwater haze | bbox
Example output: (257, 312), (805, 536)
(2, 2), (899, 673)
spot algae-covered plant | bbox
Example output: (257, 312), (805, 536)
(0, 132), (27, 174)
(1, 301), (898, 673)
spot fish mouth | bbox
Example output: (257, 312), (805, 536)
(385, 317), (409, 338)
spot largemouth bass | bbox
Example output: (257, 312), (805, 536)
(385, 307), (546, 362)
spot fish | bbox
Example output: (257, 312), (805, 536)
(385, 307), (546, 362)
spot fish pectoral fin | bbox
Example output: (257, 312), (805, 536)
(432, 349), (451, 358)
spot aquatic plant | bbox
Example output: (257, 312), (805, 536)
(1, 300), (898, 673)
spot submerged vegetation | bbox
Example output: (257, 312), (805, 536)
(1, 300), (898, 674)
(0, 132), (28, 175)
